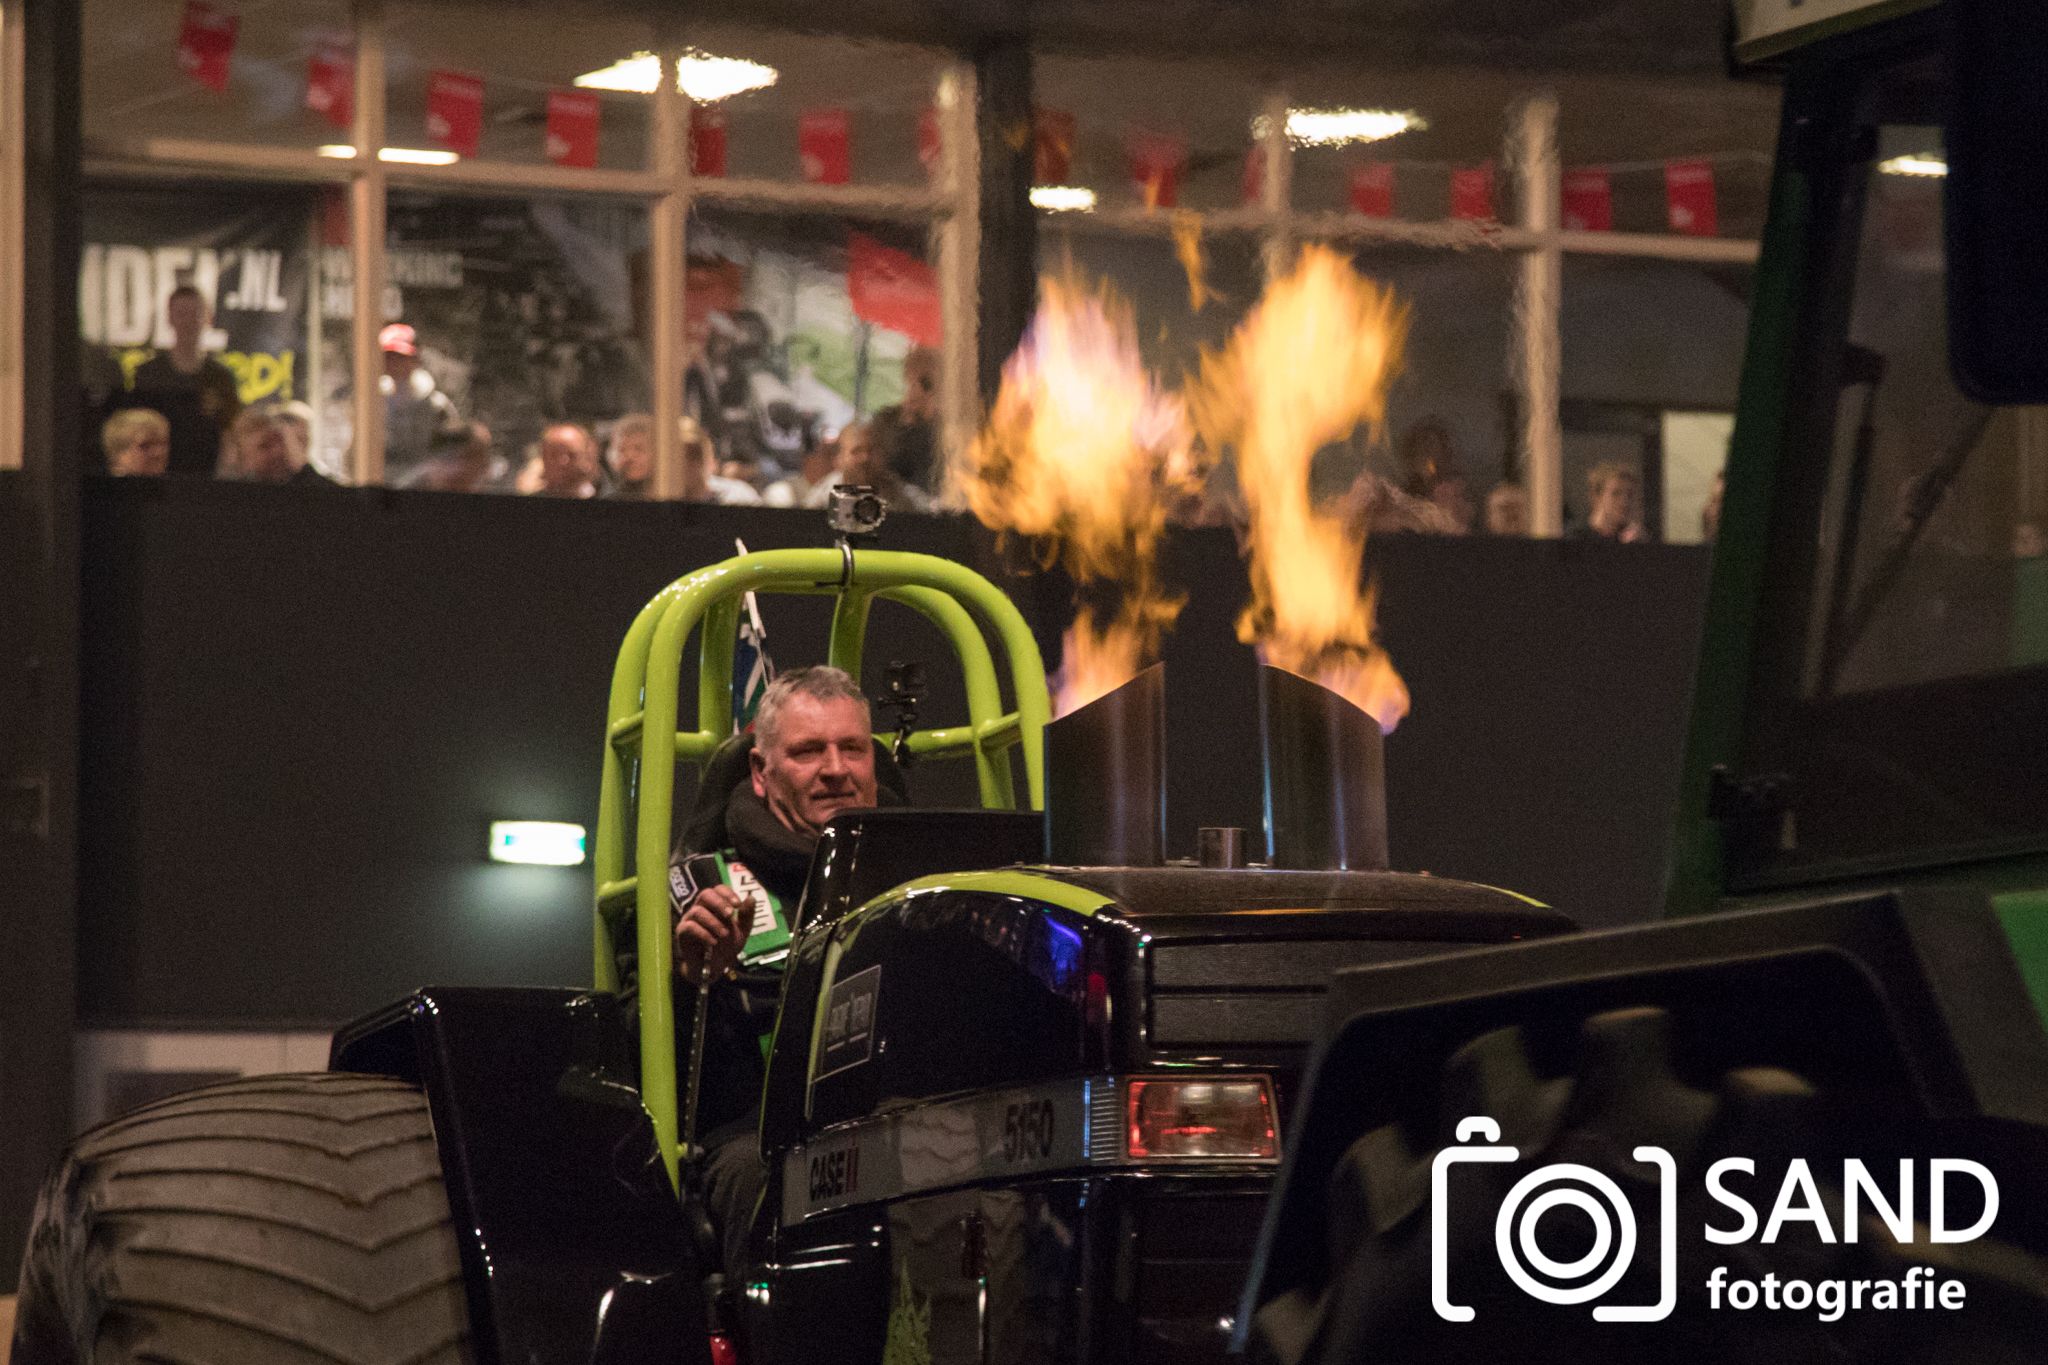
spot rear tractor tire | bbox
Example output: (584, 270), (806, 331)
(11, 1072), (473, 1365)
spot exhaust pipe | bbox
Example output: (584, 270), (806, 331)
(1044, 663), (1166, 866)
(1258, 664), (1388, 871)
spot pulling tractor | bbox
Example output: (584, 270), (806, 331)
(18, 1), (2048, 1361)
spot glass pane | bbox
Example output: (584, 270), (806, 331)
(84, 0), (352, 153)
(1804, 122), (2046, 696)
(385, 4), (653, 170)
(1352, 247), (1515, 528)
(1556, 72), (1780, 240)
(1561, 256), (1754, 540)
(1032, 51), (1270, 213)
(372, 191), (651, 492)
(82, 180), (342, 480)
(1287, 65), (1533, 223)
(683, 26), (943, 188)
(686, 205), (941, 503)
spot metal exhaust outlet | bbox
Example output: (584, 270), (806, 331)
(1044, 662), (1167, 867)
(1257, 663), (1388, 871)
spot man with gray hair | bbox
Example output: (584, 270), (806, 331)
(670, 665), (881, 1277)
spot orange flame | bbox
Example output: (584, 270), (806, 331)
(962, 274), (1198, 717)
(1188, 246), (1413, 732)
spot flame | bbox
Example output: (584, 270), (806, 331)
(1188, 245), (1413, 732)
(962, 274), (1197, 716)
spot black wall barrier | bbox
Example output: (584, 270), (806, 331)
(78, 479), (1708, 1026)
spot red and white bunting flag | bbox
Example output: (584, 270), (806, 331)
(425, 70), (483, 158)
(690, 107), (727, 178)
(1449, 163), (1495, 221)
(1562, 167), (1614, 231)
(1127, 131), (1187, 210)
(1242, 146), (1266, 207)
(304, 43), (352, 128)
(798, 108), (851, 185)
(918, 107), (942, 177)
(1664, 158), (1718, 237)
(1350, 162), (1395, 218)
(546, 90), (599, 169)
(177, 1), (238, 93)
(1033, 108), (1076, 185)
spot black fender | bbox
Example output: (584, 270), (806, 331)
(331, 986), (712, 1365)
(1236, 886), (2048, 1352)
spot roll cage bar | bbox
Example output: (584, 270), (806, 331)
(591, 544), (1051, 1185)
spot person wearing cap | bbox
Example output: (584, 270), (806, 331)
(378, 322), (464, 482)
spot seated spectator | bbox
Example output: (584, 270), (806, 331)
(802, 421), (930, 513)
(1396, 418), (1458, 499)
(763, 427), (839, 509)
(872, 345), (940, 494)
(101, 408), (172, 477)
(682, 416), (764, 506)
(269, 400), (324, 477)
(381, 323), (465, 482)
(403, 421), (507, 493)
(1339, 468), (1458, 535)
(605, 414), (655, 499)
(223, 409), (334, 486)
(1569, 460), (1646, 542)
(1484, 482), (1530, 536)
(1427, 471), (1477, 533)
(520, 422), (604, 499)
(128, 284), (242, 477)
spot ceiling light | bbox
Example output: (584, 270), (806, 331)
(1879, 154), (1947, 178)
(317, 145), (461, 165)
(574, 50), (779, 103)
(1031, 185), (1097, 212)
(1252, 108), (1427, 148)
(488, 821), (587, 867)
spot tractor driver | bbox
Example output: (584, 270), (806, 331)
(670, 665), (881, 1275)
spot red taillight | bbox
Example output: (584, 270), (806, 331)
(1125, 1076), (1278, 1159)
(708, 1333), (739, 1365)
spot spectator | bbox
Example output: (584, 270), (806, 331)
(762, 427), (839, 509)
(1427, 471), (1477, 534)
(223, 409), (333, 486)
(1570, 460), (1646, 542)
(521, 422), (603, 499)
(403, 422), (507, 493)
(128, 284), (242, 476)
(1484, 482), (1530, 536)
(1340, 468), (1459, 535)
(604, 414), (655, 499)
(100, 408), (171, 477)
(1702, 469), (1726, 540)
(2016, 521), (2046, 560)
(803, 421), (930, 513)
(681, 415), (764, 506)
(872, 345), (940, 493)
(379, 323), (464, 481)
(271, 400), (319, 471)
(1396, 418), (1458, 499)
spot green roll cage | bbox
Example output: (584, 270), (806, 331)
(591, 545), (1052, 1187)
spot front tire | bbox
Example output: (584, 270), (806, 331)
(12, 1072), (472, 1365)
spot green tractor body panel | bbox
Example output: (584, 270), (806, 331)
(1669, 1), (2048, 1020)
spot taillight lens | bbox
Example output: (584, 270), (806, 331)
(1125, 1076), (1278, 1159)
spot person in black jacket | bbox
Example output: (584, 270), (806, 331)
(672, 666), (881, 1276)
